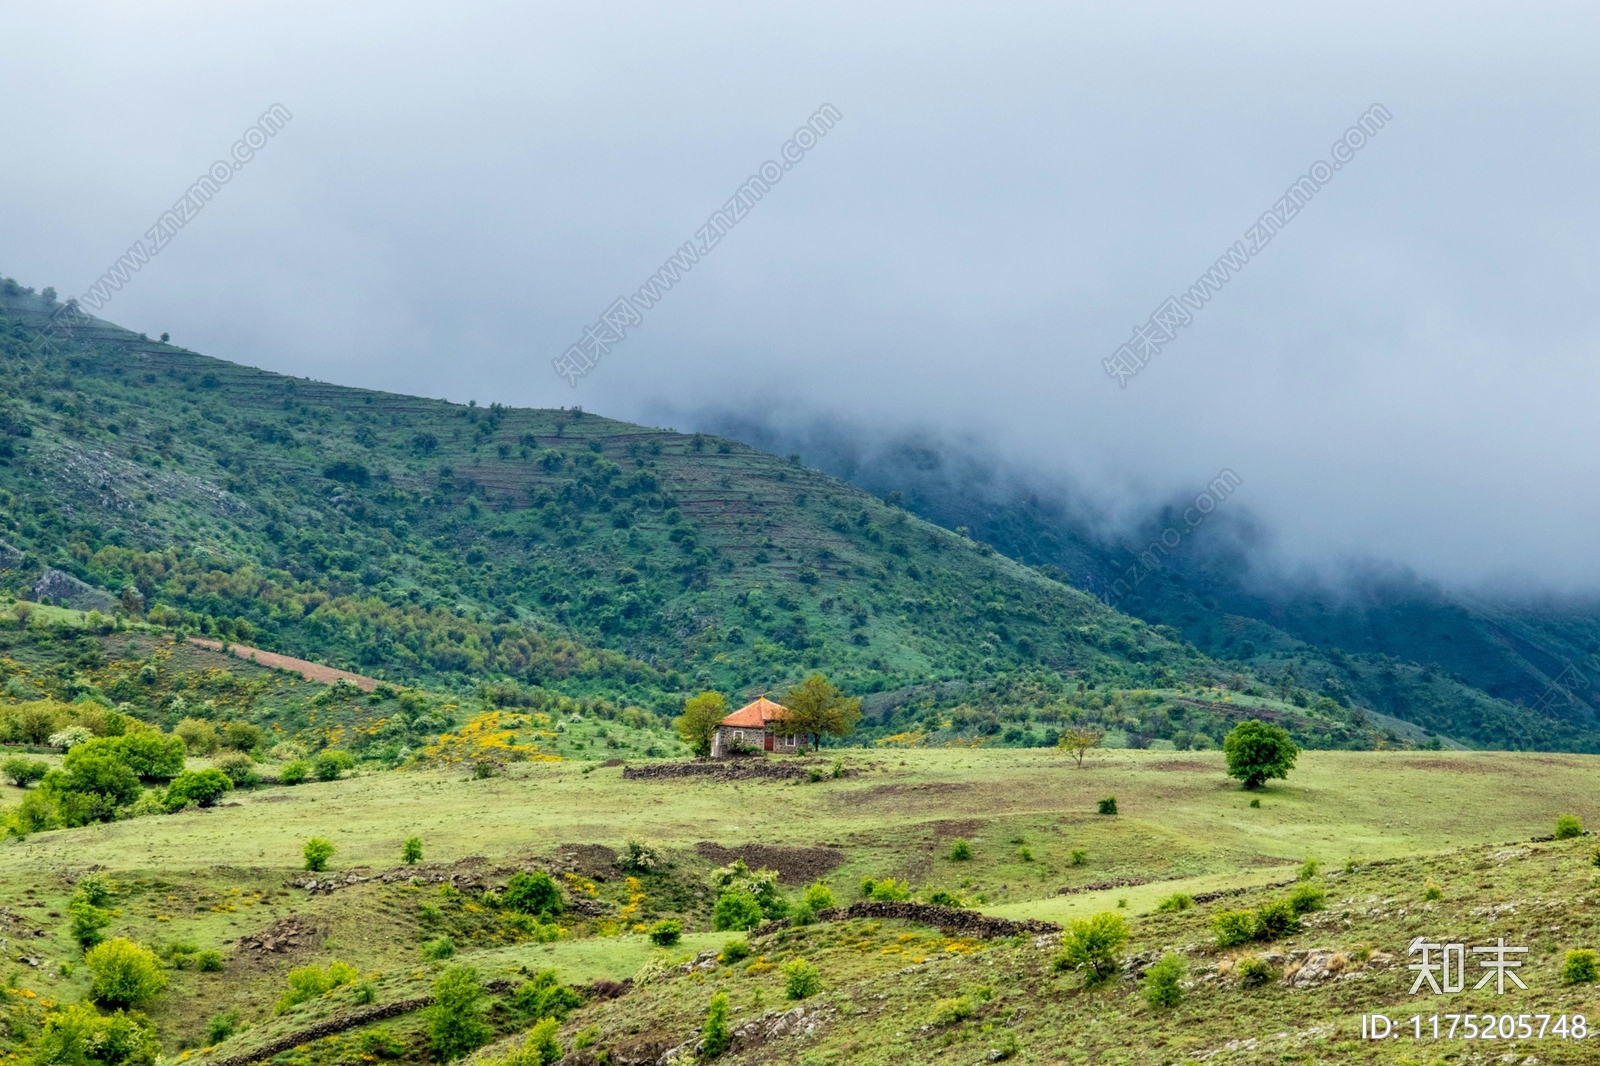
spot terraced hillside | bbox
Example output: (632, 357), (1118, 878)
(0, 277), (1332, 742)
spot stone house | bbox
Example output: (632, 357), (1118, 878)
(709, 696), (807, 757)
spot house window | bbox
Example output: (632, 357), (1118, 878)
(732, 731), (743, 744)
(784, 735), (796, 747)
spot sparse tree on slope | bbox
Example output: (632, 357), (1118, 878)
(774, 673), (861, 751)
(675, 691), (727, 757)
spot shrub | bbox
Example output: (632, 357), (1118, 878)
(33, 1004), (161, 1066)
(1096, 797), (1117, 815)
(429, 966), (492, 1061)
(804, 881), (836, 911)
(1213, 910), (1257, 949)
(1070, 849), (1088, 866)
(303, 837), (336, 872)
(221, 721), (264, 753)
(85, 938), (168, 1007)
(403, 836), (423, 863)
(862, 878), (911, 902)
(1223, 720), (1299, 789)
(2, 756), (47, 787)
(76, 874), (113, 907)
(196, 949), (224, 972)
(279, 759), (310, 785)
(214, 752), (261, 788)
(1556, 814), (1585, 840)
(511, 970), (582, 1021)
(927, 890), (964, 907)
(69, 899), (114, 948)
(1249, 798), (1260, 808)
(720, 938), (751, 963)
(1424, 881), (1444, 901)
(312, 749), (355, 782)
(1288, 883), (1326, 915)
(1563, 949), (1599, 984)
(423, 936), (457, 960)
(1236, 955), (1276, 988)
(354, 981), (377, 1004)
(174, 718), (219, 755)
(948, 839), (972, 861)
(1298, 858), (1320, 880)
(783, 958), (820, 999)
(1156, 893), (1194, 913)
(501, 1017), (562, 1066)
(276, 961), (360, 1012)
(503, 871), (563, 917)
(701, 990), (732, 1058)
(1055, 912), (1129, 984)
(647, 919), (682, 947)
(359, 1028), (404, 1057)
(620, 838), (662, 872)
(1143, 953), (1186, 1008)
(930, 995), (973, 1025)
(164, 768), (233, 810)
(1253, 899), (1301, 940)
(1018, 846), (1033, 862)
(208, 1009), (240, 1043)
(713, 890), (764, 931)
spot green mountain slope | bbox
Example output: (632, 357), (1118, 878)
(700, 414), (1600, 752)
(0, 278), (1224, 731)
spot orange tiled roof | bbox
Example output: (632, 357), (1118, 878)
(720, 696), (789, 727)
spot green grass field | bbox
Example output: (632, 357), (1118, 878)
(5, 746), (1600, 1064)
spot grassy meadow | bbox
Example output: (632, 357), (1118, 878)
(6, 745), (1600, 1064)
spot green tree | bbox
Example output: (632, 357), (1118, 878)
(772, 673), (861, 750)
(164, 768), (233, 810)
(403, 836), (424, 864)
(84, 938), (168, 1008)
(1223, 720), (1299, 790)
(713, 890), (764, 931)
(803, 881), (835, 911)
(503, 871), (563, 917)
(701, 990), (731, 1058)
(312, 750), (355, 781)
(1556, 814), (1585, 840)
(1058, 726), (1105, 768)
(675, 691), (727, 757)
(2, 756), (48, 787)
(428, 966), (492, 1061)
(303, 837), (336, 871)
(1055, 912), (1129, 985)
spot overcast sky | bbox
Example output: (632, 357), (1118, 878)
(3, 2), (1597, 591)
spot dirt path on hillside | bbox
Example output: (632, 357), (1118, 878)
(186, 637), (379, 691)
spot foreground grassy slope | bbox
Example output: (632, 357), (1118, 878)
(4, 746), (1599, 1064)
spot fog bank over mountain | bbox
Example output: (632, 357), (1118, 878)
(2, 3), (1597, 589)
(672, 406), (1600, 609)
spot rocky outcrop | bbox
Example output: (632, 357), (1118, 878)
(31, 569), (116, 611)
